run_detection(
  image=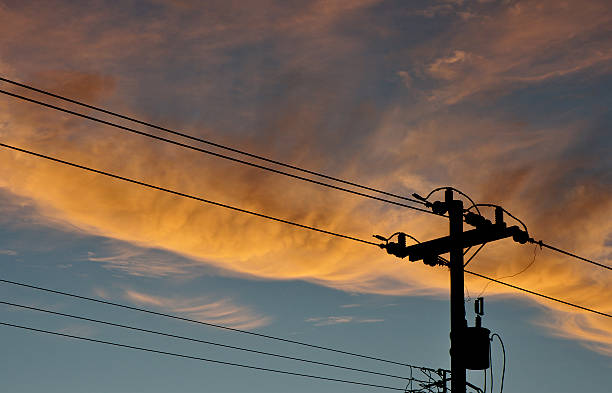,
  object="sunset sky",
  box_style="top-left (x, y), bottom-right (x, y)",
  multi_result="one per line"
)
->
top-left (0, 0), bottom-right (611, 392)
